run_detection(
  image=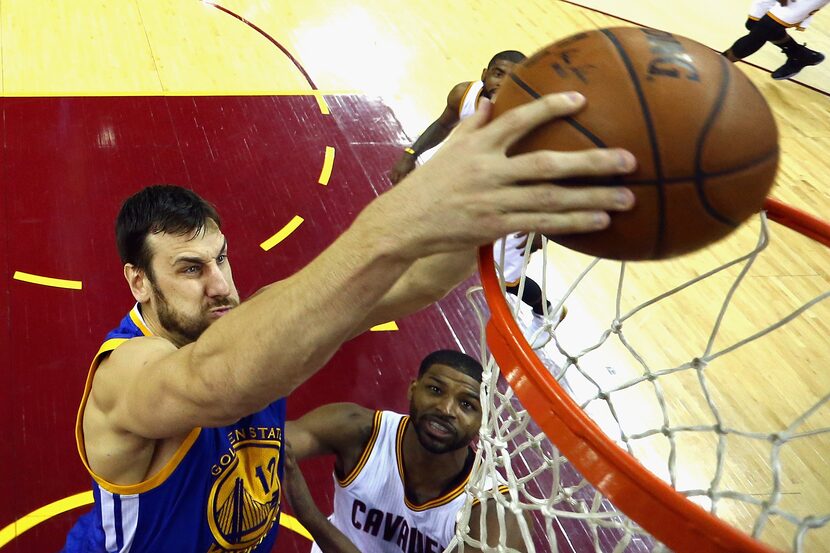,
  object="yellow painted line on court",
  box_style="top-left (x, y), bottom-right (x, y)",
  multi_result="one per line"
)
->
top-left (0, 491), bottom-right (312, 549)
top-left (260, 216), bottom-right (305, 251)
top-left (312, 91), bottom-right (331, 115)
top-left (318, 147), bottom-right (336, 186)
top-left (370, 321), bottom-right (399, 332)
top-left (13, 271), bottom-right (82, 290)
top-left (0, 491), bottom-right (93, 549)
top-left (280, 513), bottom-right (312, 541)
